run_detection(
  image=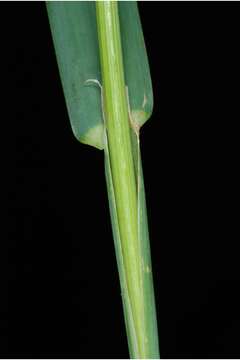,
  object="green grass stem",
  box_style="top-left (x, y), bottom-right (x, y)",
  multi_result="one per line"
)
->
top-left (96, 2), bottom-right (157, 358)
